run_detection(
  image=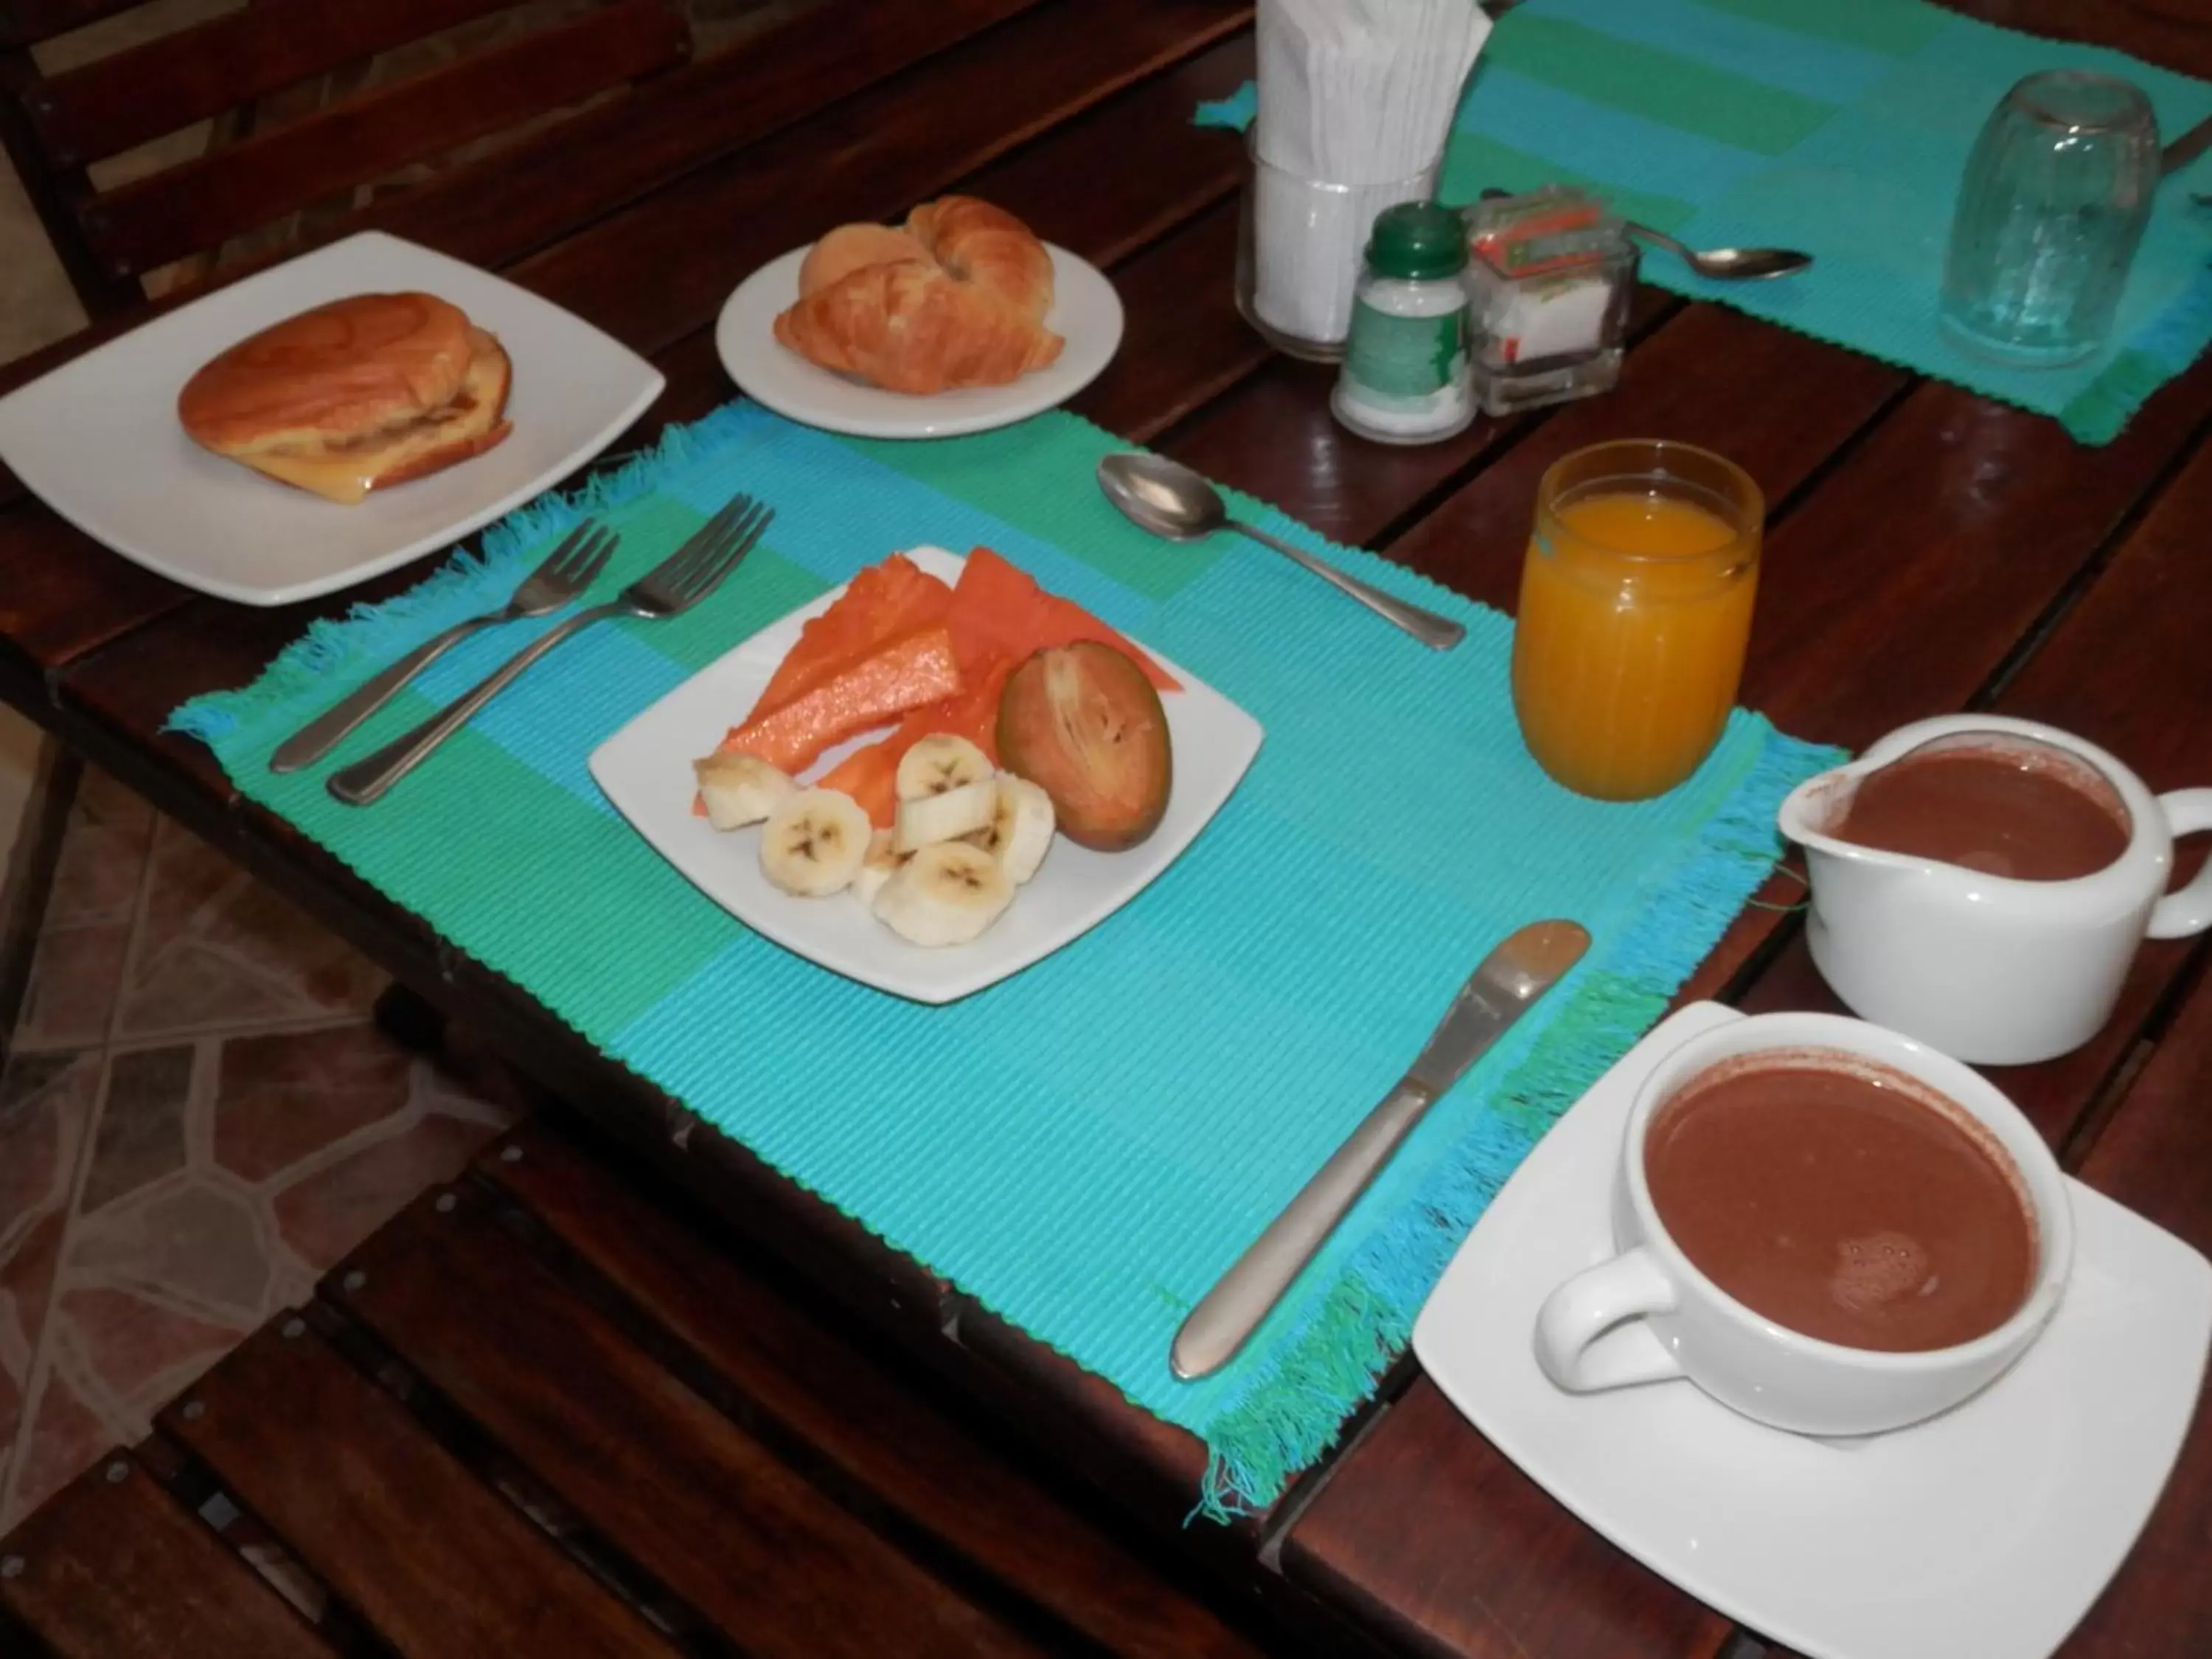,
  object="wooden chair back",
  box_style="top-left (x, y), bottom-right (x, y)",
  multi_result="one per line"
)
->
top-left (0, 0), bottom-right (690, 316)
